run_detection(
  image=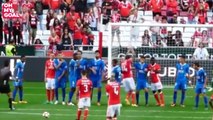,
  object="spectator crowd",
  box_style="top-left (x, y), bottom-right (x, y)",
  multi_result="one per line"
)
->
top-left (0, 0), bottom-right (212, 52)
